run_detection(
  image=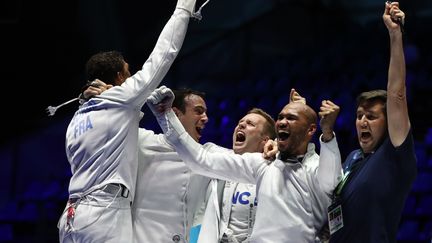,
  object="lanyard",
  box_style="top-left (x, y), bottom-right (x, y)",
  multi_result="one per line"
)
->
top-left (334, 170), bottom-right (351, 197)
top-left (333, 152), bottom-right (365, 198)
